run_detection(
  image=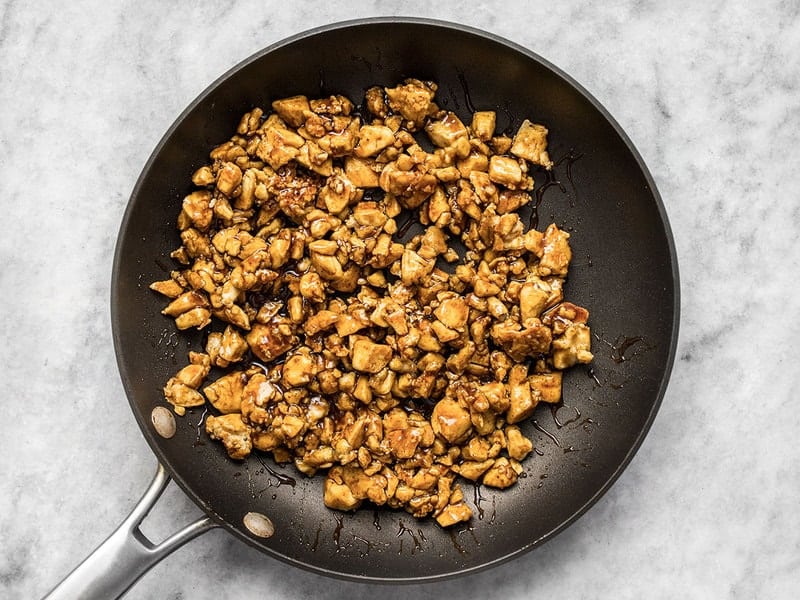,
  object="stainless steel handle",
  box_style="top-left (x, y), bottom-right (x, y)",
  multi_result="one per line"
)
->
top-left (43, 463), bottom-right (218, 600)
